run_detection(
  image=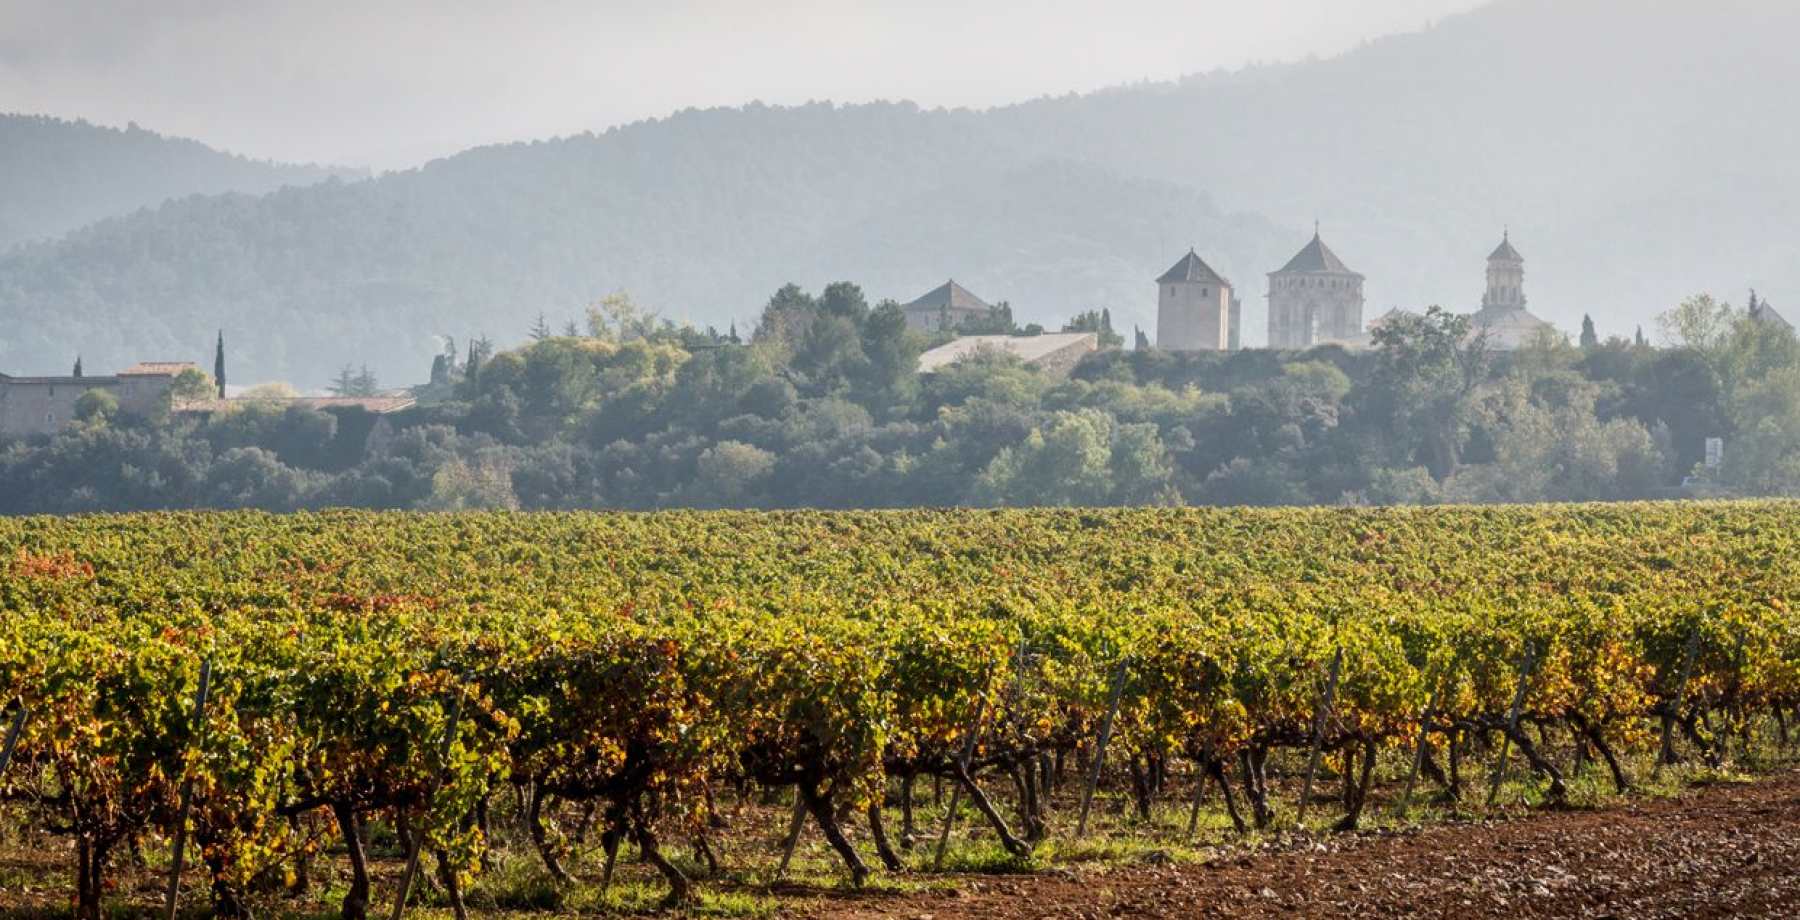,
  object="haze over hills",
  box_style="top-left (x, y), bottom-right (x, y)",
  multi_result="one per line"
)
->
top-left (0, 0), bottom-right (1793, 386)
top-left (0, 114), bottom-right (361, 251)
